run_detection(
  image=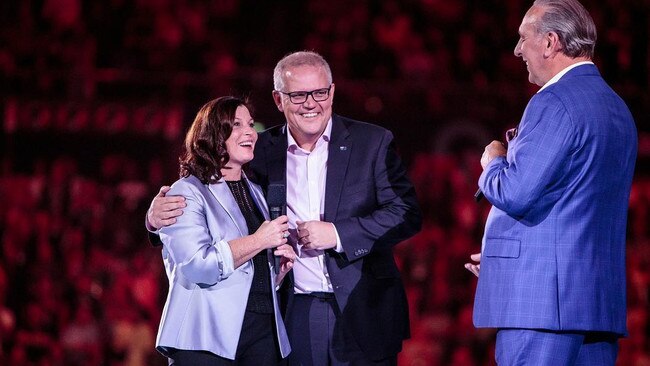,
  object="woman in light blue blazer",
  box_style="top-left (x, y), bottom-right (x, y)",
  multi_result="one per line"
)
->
top-left (155, 96), bottom-right (295, 365)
